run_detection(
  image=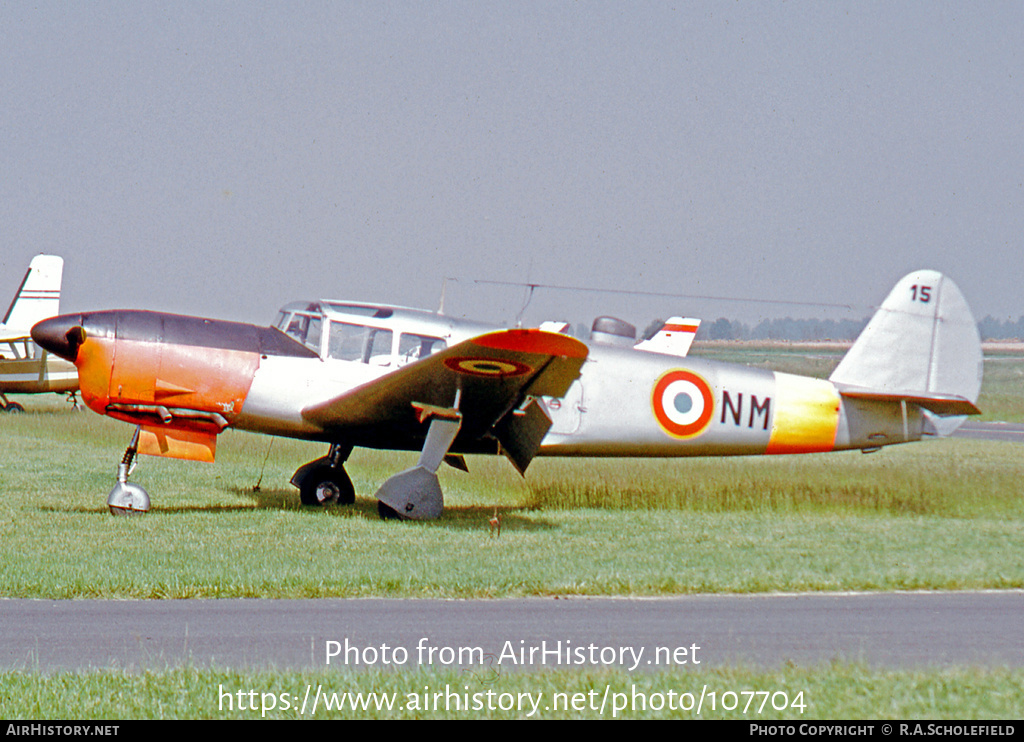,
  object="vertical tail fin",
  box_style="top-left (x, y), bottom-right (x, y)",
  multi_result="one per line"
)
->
top-left (829, 270), bottom-right (982, 411)
top-left (3, 255), bottom-right (64, 330)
